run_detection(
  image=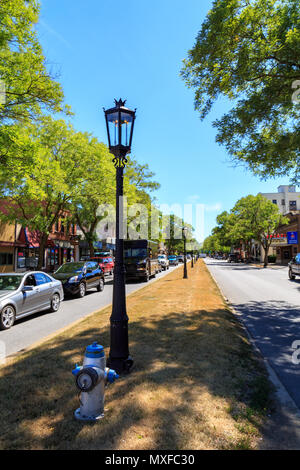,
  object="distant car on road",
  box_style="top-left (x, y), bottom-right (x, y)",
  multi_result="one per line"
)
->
top-left (227, 253), bottom-right (241, 263)
top-left (0, 271), bottom-right (64, 330)
top-left (288, 254), bottom-right (300, 280)
top-left (53, 261), bottom-right (105, 298)
top-left (168, 255), bottom-right (178, 266)
top-left (91, 256), bottom-right (114, 276)
top-left (158, 254), bottom-right (170, 271)
top-left (177, 255), bottom-right (184, 263)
